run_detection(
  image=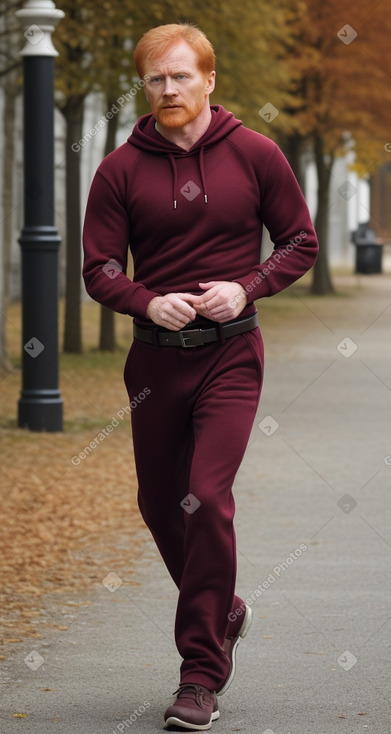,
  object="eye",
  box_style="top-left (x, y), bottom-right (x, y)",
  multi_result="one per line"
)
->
top-left (150, 76), bottom-right (163, 83)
